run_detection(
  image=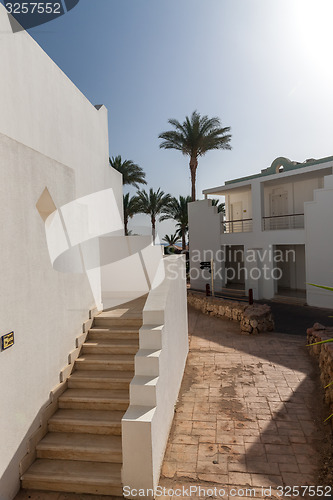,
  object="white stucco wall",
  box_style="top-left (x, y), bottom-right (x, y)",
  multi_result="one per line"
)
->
top-left (305, 175), bottom-right (333, 308)
top-left (122, 256), bottom-right (188, 497)
top-left (0, 4), bottom-right (123, 208)
top-left (188, 199), bottom-right (223, 292)
top-left (0, 6), bottom-right (123, 498)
